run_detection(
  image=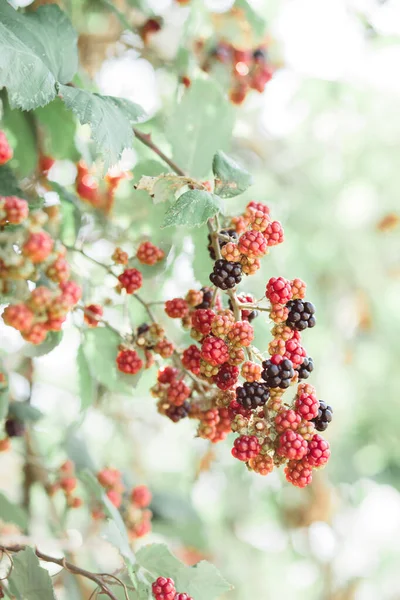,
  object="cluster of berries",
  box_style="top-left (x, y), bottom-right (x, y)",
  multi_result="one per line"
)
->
top-left (201, 42), bottom-right (273, 105)
top-left (75, 160), bottom-right (128, 214)
top-left (47, 460), bottom-right (83, 509)
top-left (152, 577), bottom-right (193, 600)
top-left (96, 468), bottom-right (153, 540)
